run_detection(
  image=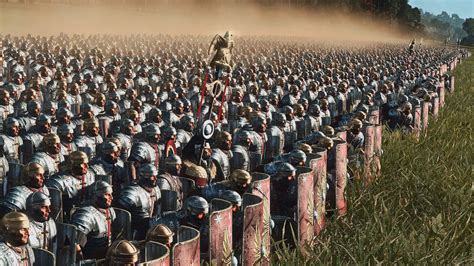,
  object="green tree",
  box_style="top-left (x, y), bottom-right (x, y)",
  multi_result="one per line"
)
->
top-left (462, 18), bottom-right (474, 36)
